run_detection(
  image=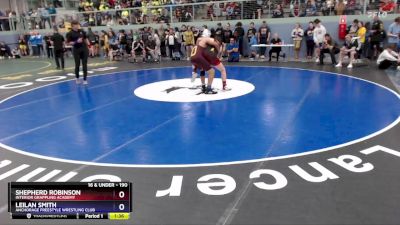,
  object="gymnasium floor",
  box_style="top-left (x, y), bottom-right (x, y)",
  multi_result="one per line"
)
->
top-left (0, 58), bottom-right (399, 225)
